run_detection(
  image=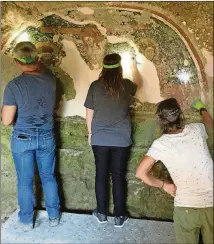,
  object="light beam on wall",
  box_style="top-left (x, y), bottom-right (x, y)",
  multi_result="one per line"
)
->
top-left (10, 30), bottom-right (25, 44)
top-left (176, 69), bottom-right (191, 84)
top-left (16, 32), bottom-right (30, 43)
top-left (121, 52), bottom-right (133, 75)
